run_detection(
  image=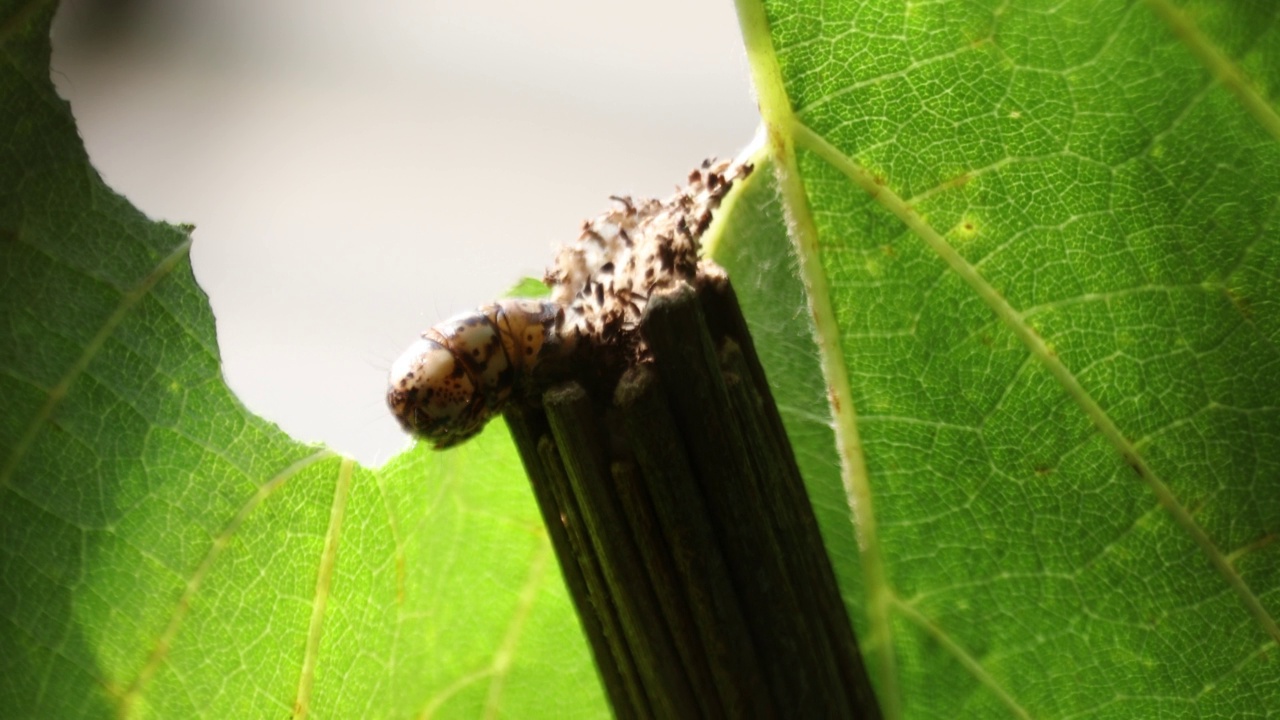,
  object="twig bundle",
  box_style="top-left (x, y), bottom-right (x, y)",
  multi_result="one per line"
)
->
top-left (506, 272), bottom-right (879, 718)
